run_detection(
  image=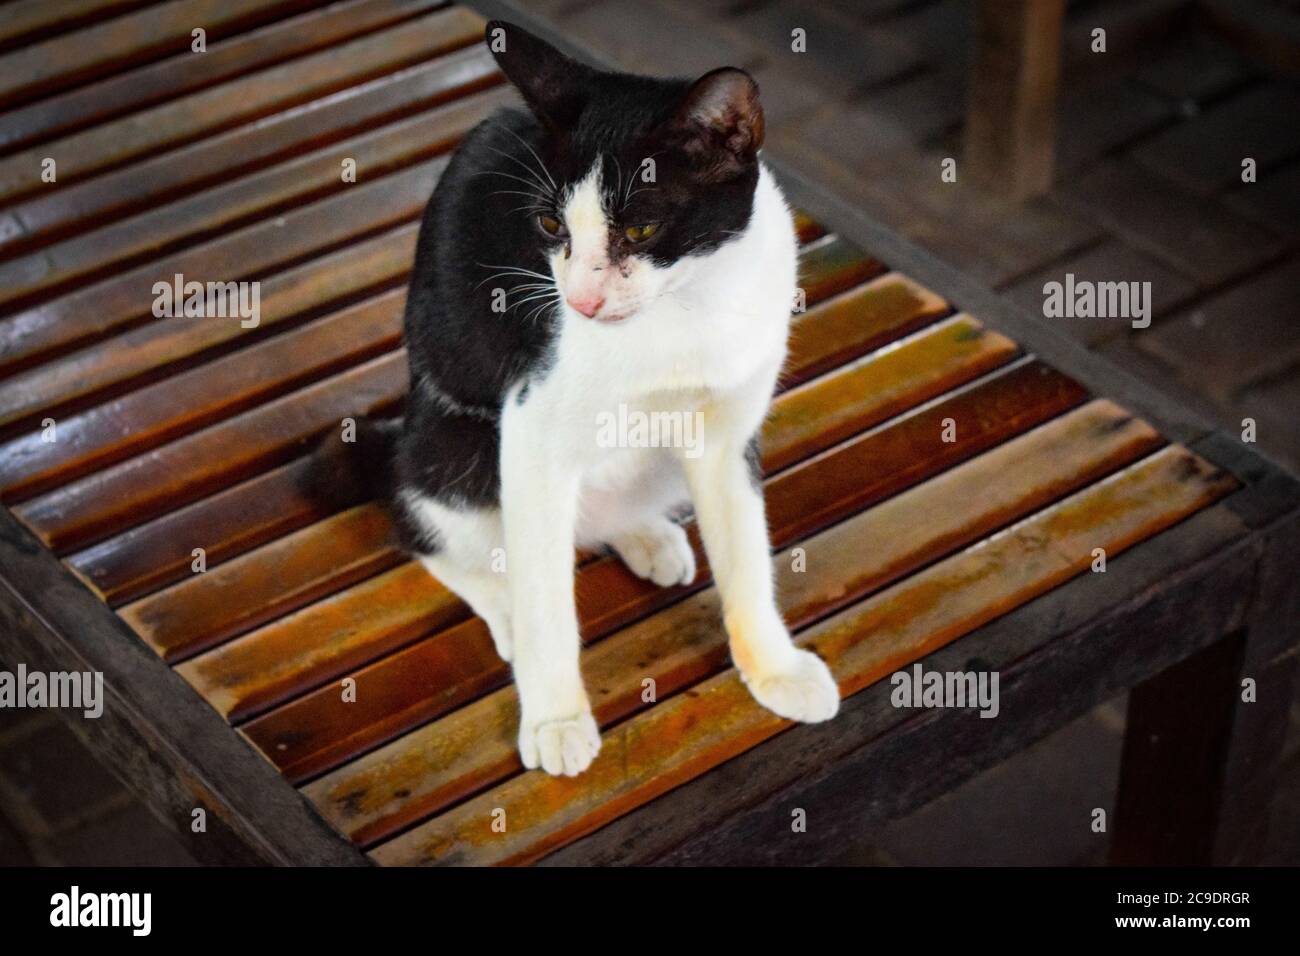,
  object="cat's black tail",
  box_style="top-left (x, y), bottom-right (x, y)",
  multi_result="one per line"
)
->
top-left (300, 415), bottom-right (403, 510)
